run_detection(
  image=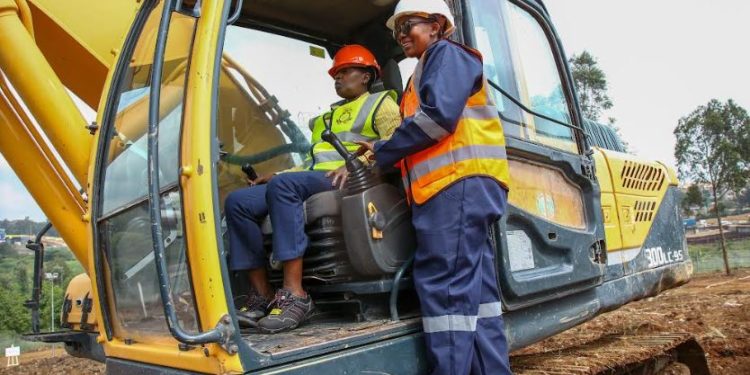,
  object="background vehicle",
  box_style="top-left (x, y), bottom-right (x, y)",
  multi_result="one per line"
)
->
top-left (0, 0), bottom-right (702, 373)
